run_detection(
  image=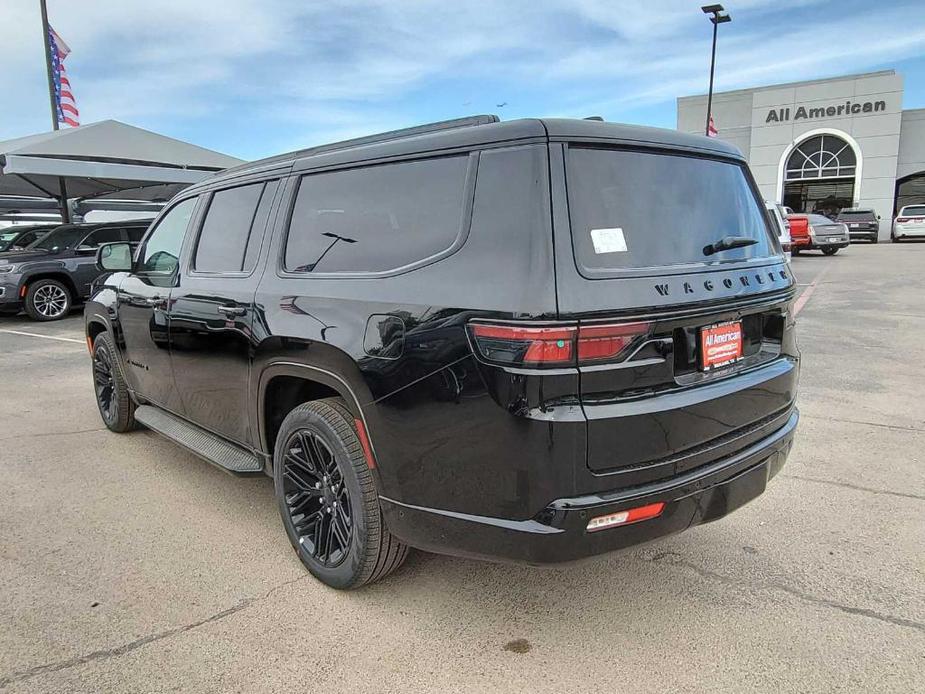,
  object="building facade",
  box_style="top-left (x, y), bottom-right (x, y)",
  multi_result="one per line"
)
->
top-left (677, 70), bottom-right (925, 239)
